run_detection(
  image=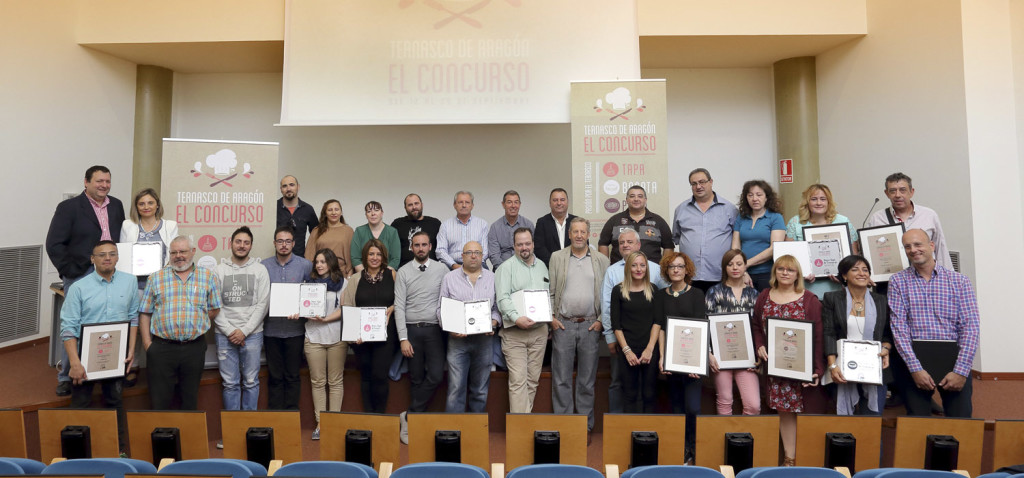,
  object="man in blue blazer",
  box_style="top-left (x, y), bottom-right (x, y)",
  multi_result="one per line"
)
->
top-left (533, 188), bottom-right (577, 266)
top-left (45, 165), bottom-right (126, 395)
